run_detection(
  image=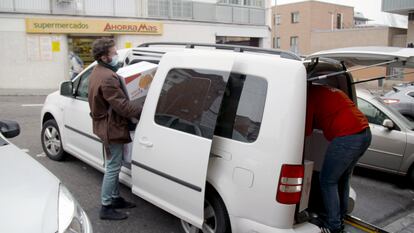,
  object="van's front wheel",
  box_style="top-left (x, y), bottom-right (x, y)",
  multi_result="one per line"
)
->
top-left (181, 190), bottom-right (230, 233)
